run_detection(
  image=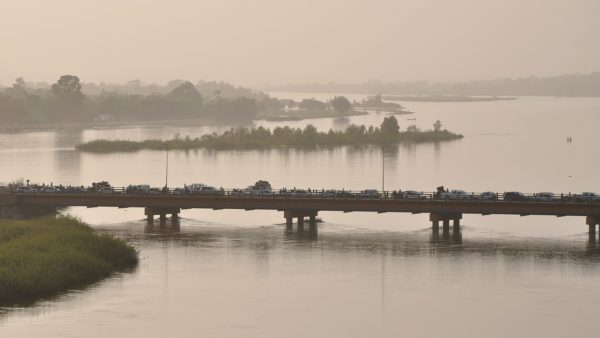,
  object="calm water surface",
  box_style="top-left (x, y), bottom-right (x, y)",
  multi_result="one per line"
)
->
top-left (1, 95), bottom-right (600, 337)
